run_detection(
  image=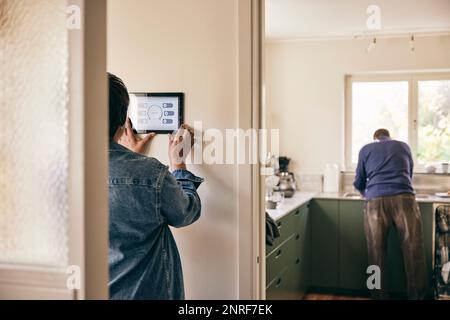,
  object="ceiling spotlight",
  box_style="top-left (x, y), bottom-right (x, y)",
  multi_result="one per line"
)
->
top-left (366, 37), bottom-right (377, 53)
top-left (410, 35), bottom-right (415, 52)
